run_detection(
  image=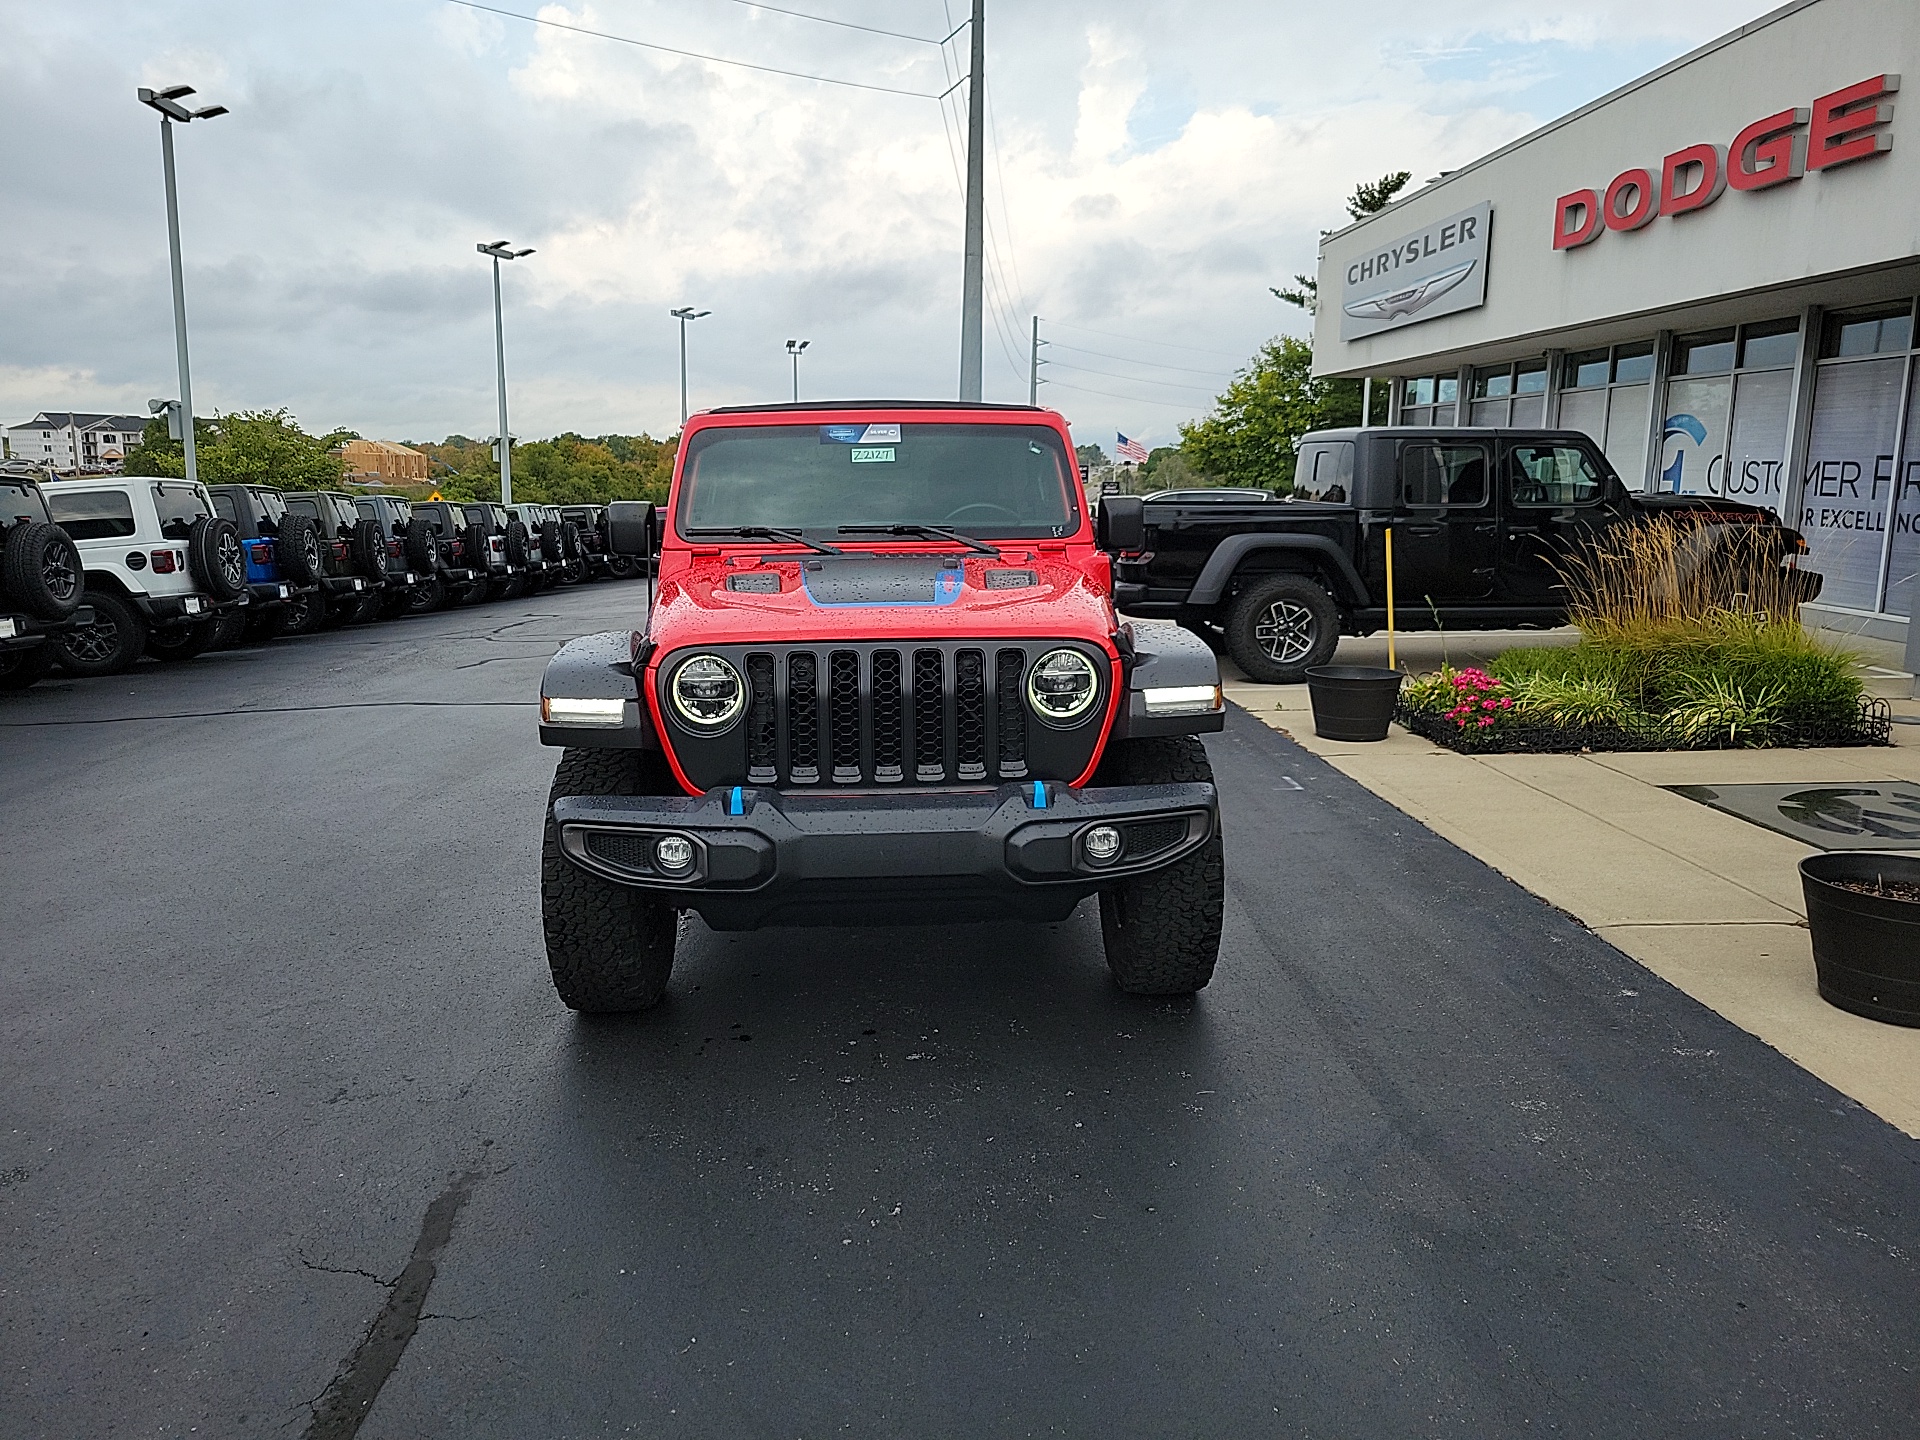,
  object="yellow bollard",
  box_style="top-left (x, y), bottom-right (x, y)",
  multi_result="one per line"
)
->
top-left (1384, 524), bottom-right (1397, 671)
